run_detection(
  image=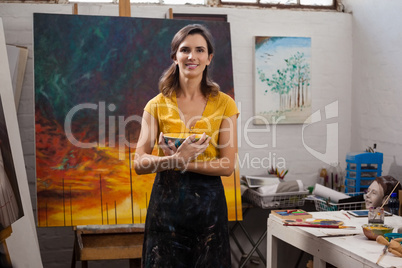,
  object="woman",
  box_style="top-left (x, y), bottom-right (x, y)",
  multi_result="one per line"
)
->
top-left (134, 24), bottom-right (238, 268)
